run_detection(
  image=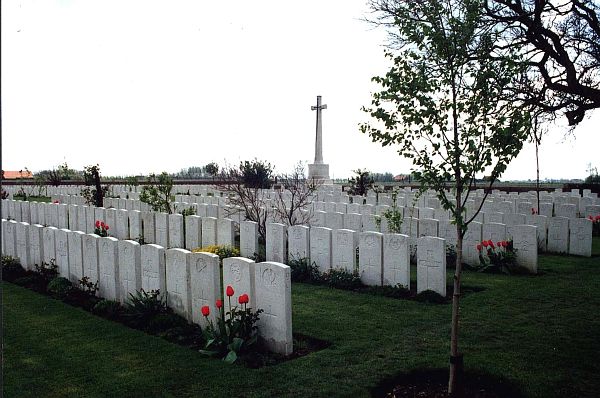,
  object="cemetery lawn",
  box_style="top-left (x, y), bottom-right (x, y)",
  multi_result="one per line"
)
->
top-left (4, 238), bottom-right (600, 398)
